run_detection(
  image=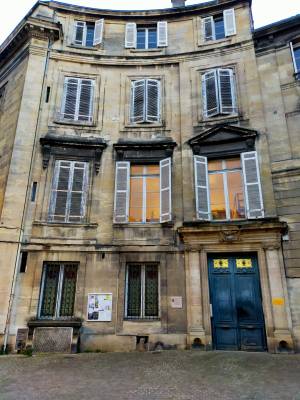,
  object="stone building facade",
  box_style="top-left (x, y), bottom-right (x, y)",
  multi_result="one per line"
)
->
top-left (0, 0), bottom-right (299, 353)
